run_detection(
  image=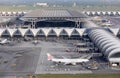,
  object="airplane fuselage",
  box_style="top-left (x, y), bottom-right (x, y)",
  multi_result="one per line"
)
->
top-left (51, 58), bottom-right (89, 63)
